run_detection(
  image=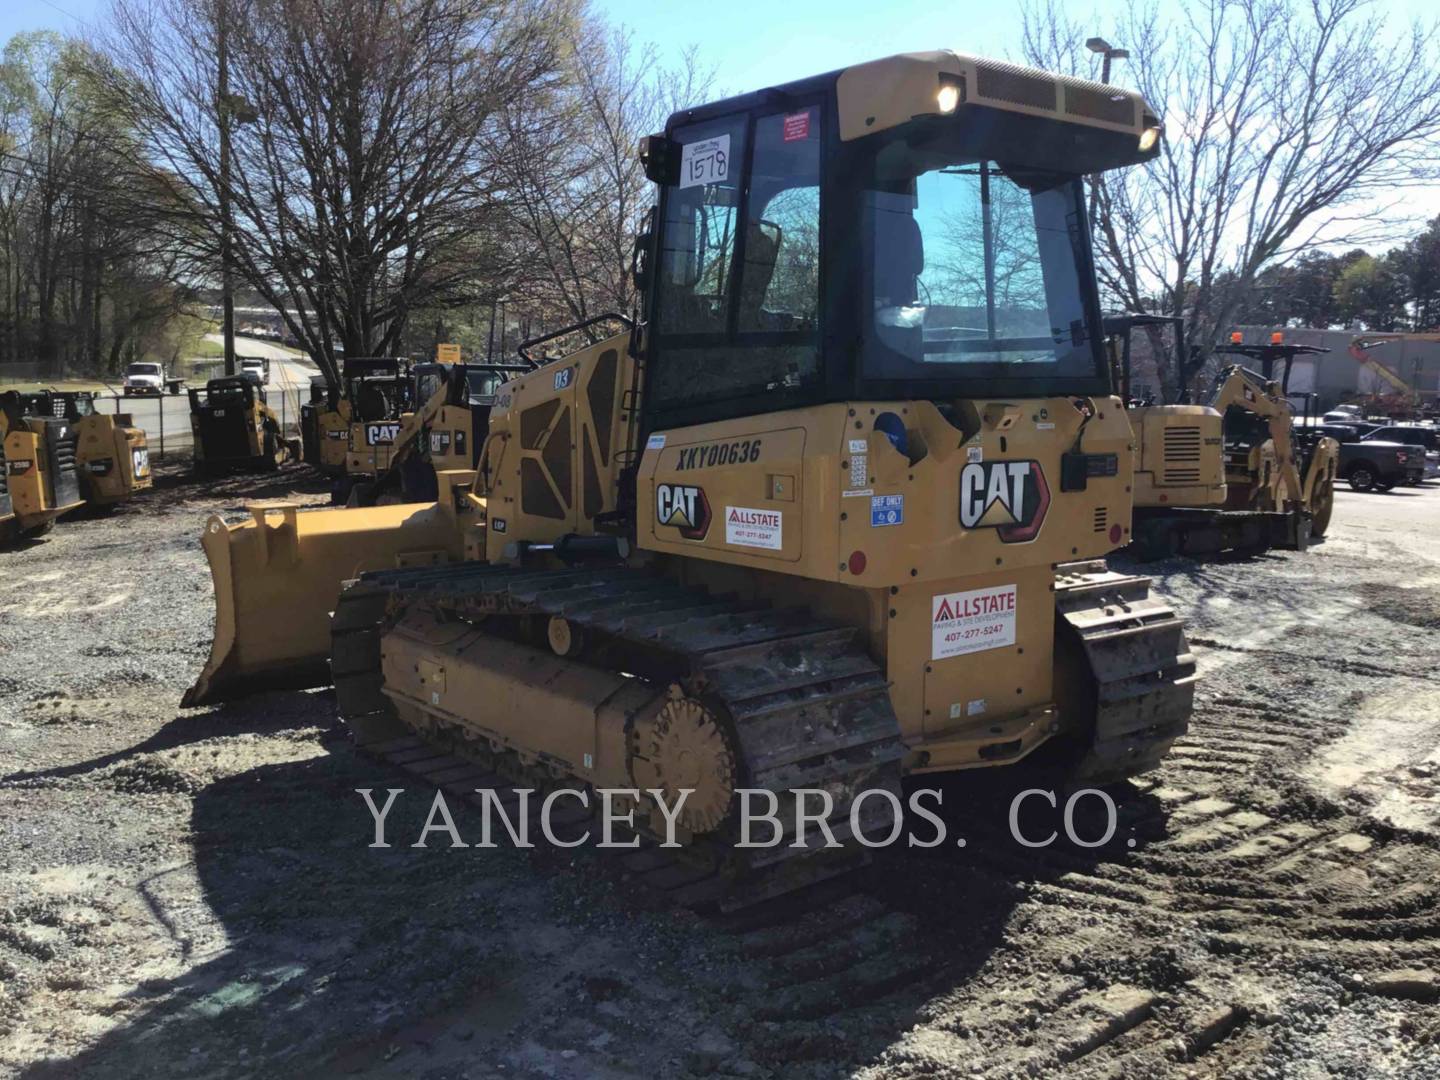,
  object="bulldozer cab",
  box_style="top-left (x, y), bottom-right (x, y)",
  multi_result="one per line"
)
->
top-left (635, 60), bottom-right (1158, 436)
